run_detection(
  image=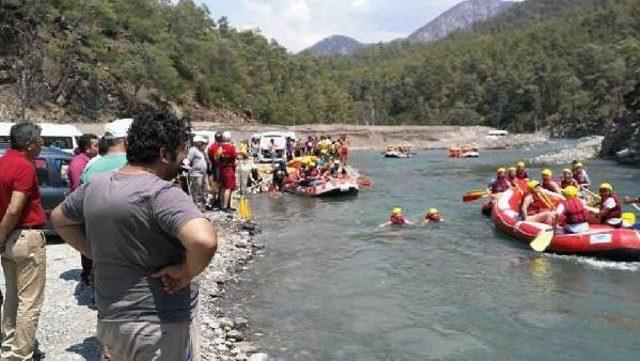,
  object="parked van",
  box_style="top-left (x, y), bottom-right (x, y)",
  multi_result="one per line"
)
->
top-left (486, 130), bottom-right (509, 139)
top-left (0, 122), bottom-right (82, 153)
top-left (258, 131), bottom-right (292, 162)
